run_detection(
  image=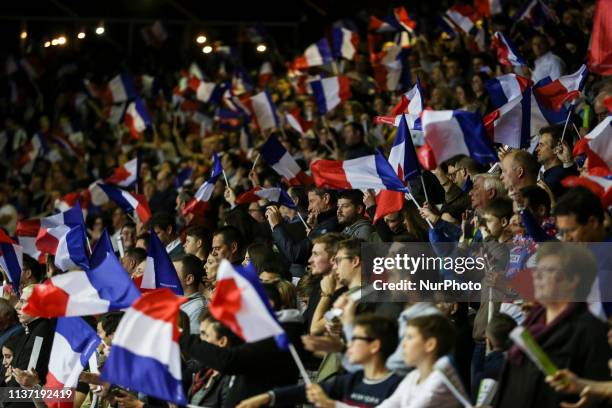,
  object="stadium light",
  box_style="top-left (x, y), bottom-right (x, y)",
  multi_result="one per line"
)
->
top-left (51, 38), bottom-right (59, 46)
top-left (20, 31), bottom-right (28, 40)
top-left (256, 44), bottom-right (267, 53)
top-left (77, 31), bottom-right (86, 39)
top-left (58, 36), bottom-right (67, 45)
top-left (96, 23), bottom-right (105, 35)
top-left (196, 35), bottom-right (207, 44)
top-left (44, 41), bottom-right (51, 48)
top-left (202, 45), bottom-right (213, 54)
